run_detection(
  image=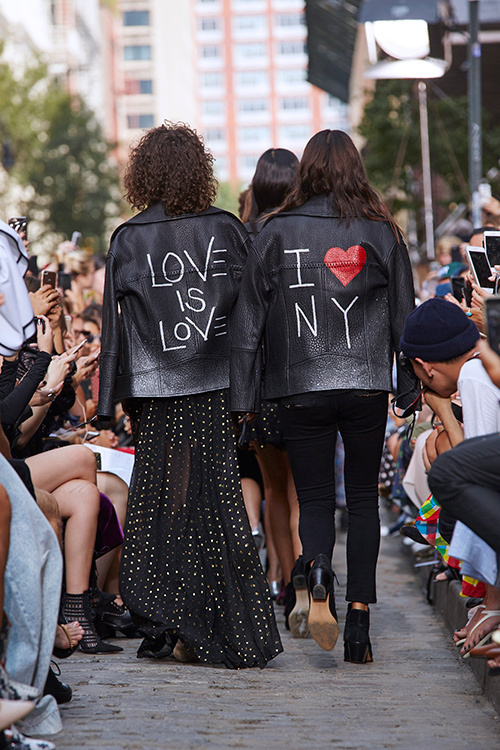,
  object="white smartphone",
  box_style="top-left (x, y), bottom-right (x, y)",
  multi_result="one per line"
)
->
top-left (465, 246), bottom-right (495, 292)
top-left (483, 230), bottom-right (500, 268)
